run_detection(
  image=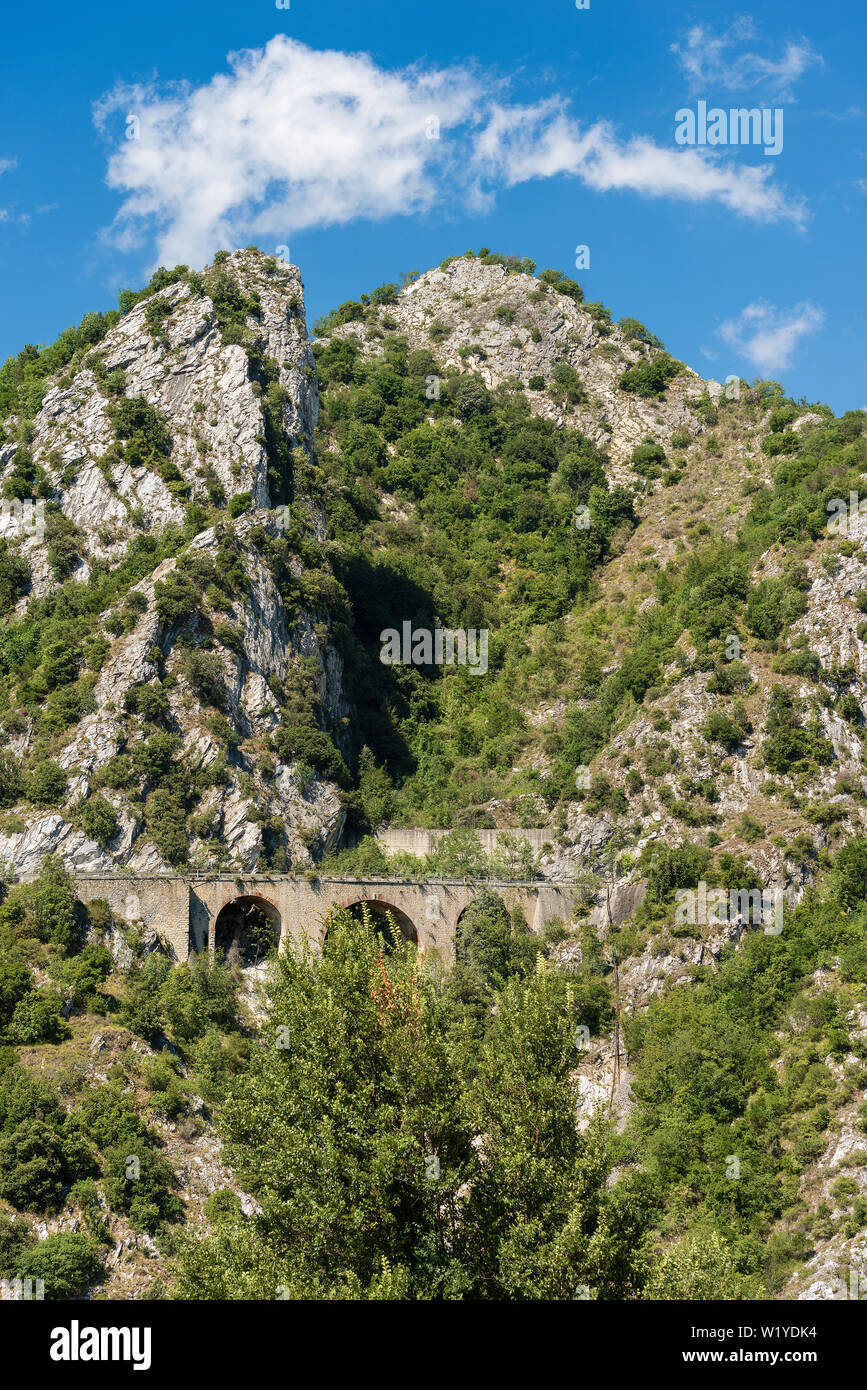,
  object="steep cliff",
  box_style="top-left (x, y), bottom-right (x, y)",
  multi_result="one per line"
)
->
top-left (0, 250), bottom-right (347, 875)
